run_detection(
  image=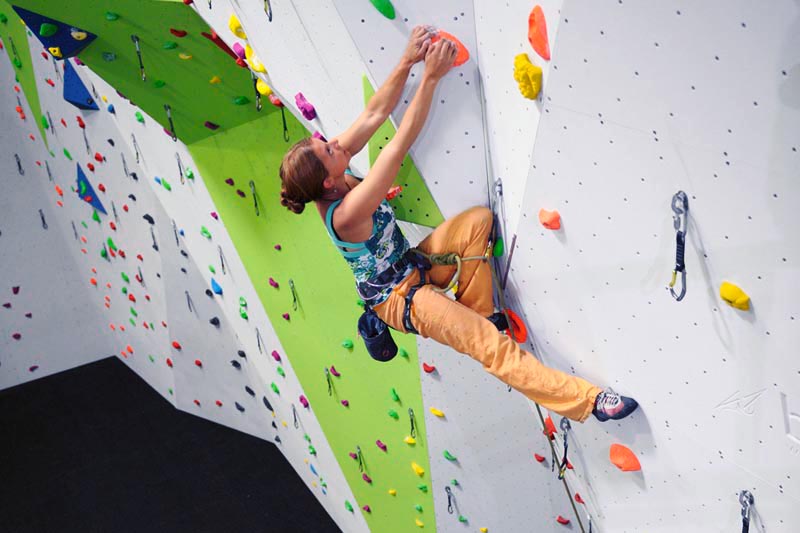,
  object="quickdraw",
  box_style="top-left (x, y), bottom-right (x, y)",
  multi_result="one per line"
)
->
top-left (130, 34), bottom-right (146, 81)
top-left (164, 104), bottom-right (177, 142)
top-left (739, 490), bottom-right (754, 533)
top-left (557, 417), bottom-right (571, 480)
top-left (668, 190), bottom-right (688, 301)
